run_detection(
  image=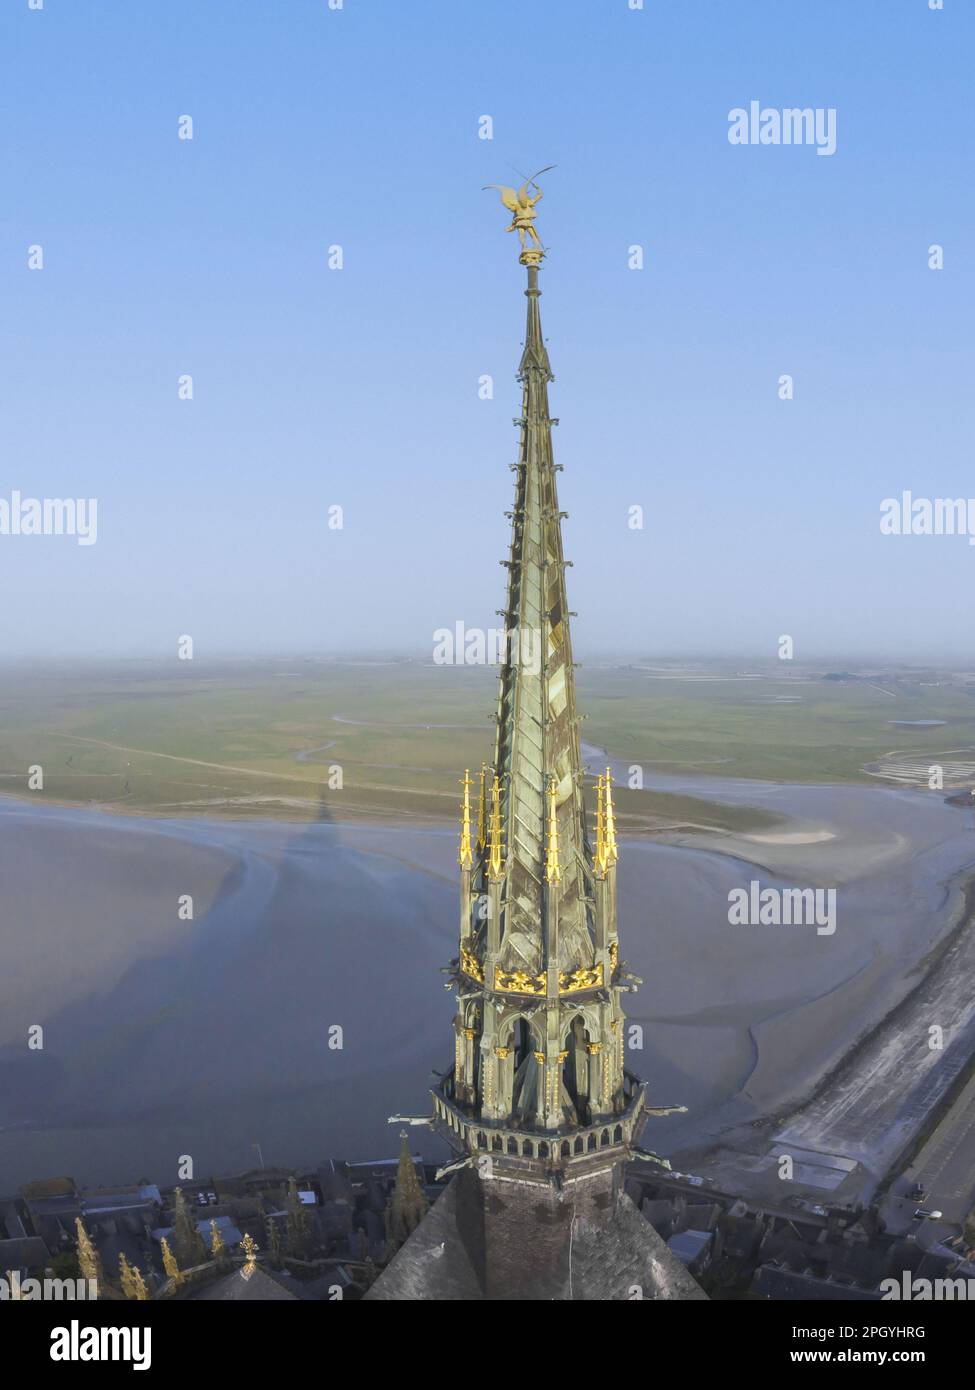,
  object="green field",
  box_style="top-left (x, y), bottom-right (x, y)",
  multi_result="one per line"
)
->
top-left (580, 664), bottom-right (975, 783)
top-left (1, 658), bottom-right (973, 836)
